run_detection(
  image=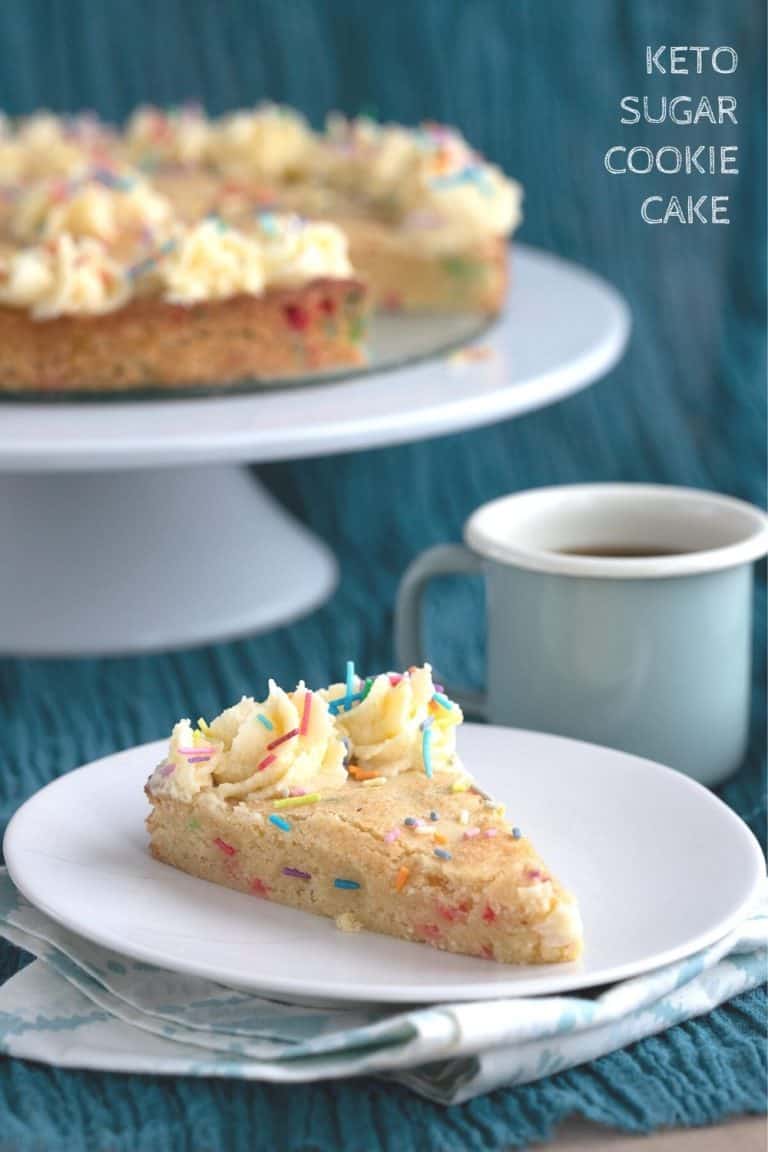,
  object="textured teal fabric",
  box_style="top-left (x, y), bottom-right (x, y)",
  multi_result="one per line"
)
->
top-left (0, 1), bottom-right (765, 1148)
